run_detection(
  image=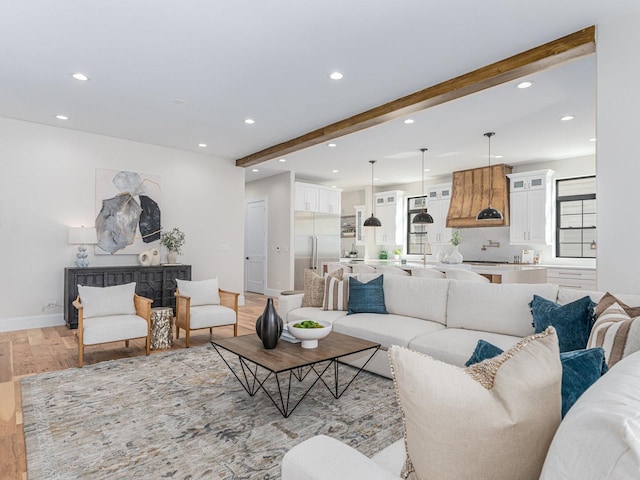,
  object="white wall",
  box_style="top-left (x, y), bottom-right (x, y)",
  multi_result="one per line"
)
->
top-left (0, 117), bottom-right (245, 329)
top-left (597, 11), bottom-right (640, 294)
top-left (245, 172), bottom-right (294, 295)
